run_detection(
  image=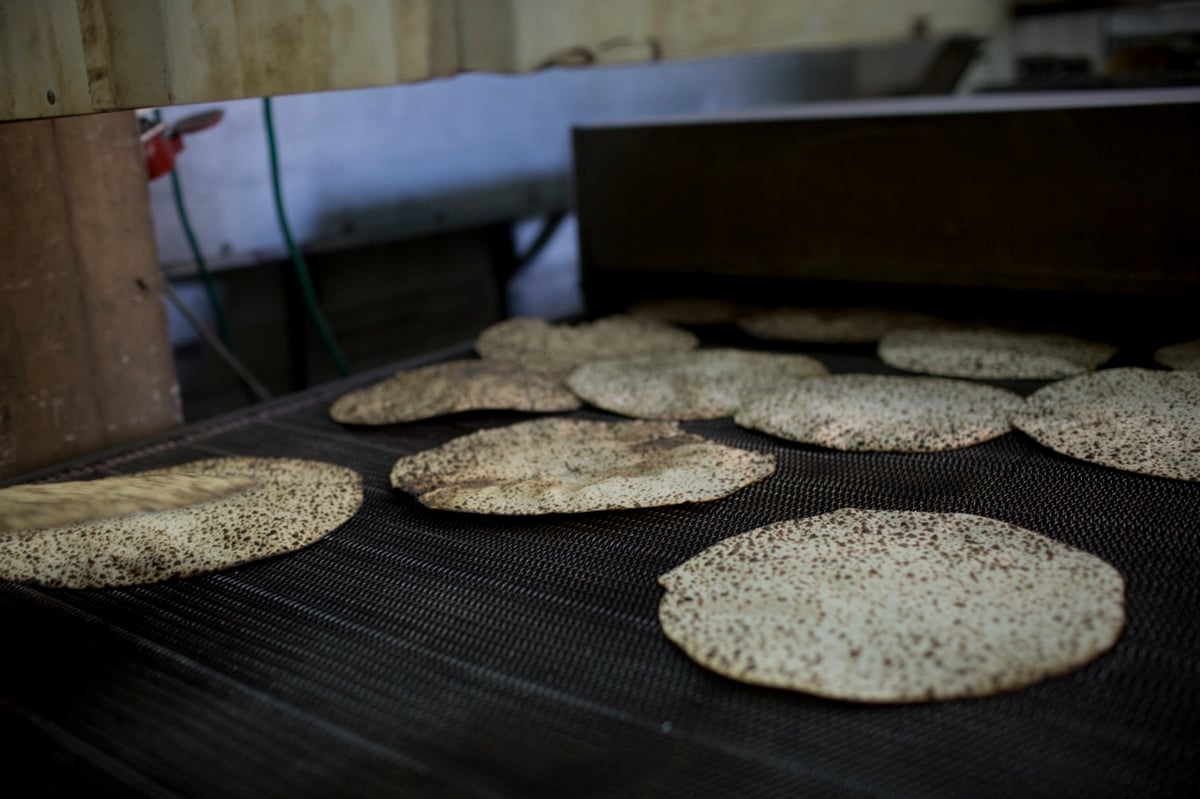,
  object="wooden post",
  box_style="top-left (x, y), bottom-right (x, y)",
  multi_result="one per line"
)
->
top-left (0, 111), bottom-right (181, 478)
